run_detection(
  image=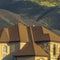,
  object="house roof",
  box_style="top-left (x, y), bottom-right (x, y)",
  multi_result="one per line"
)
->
top-left (30, 26), bottom-right (50, 42)
top-left (0, 22), bottom-right (60, 43)
top-left (30, 26), bottom-right (60, 42)
top-left (14, 42), bottom-right (48, 57)
top-left (14, 27), bottom-right (48, 57)
top-left (42, 26), bottom-right (60, 42)
top-left (0, 28), bottom-right (10, 42)
top-left (0, 23), bottom-right (29, 42)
